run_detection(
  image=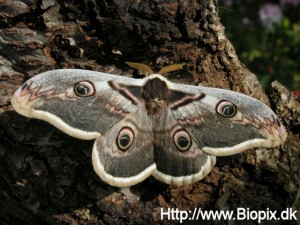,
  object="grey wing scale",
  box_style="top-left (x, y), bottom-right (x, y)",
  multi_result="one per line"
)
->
top-left (11, 69), bottom-right (144, 140)
top-left (170, 82), bottom-right (287, 156)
